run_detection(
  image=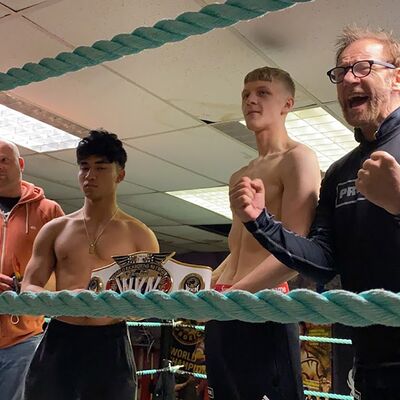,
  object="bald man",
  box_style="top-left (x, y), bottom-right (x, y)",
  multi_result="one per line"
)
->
top-left (0, 140), bottom-right (63, 400)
